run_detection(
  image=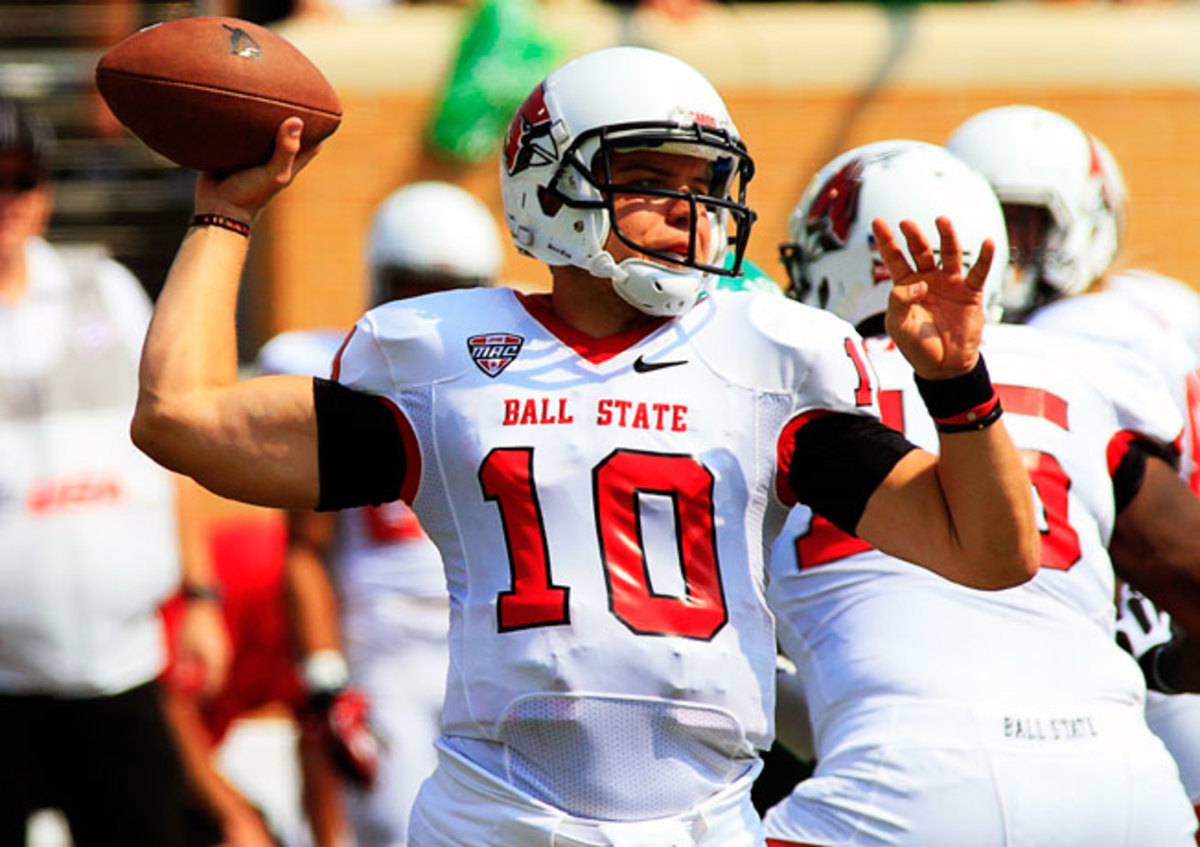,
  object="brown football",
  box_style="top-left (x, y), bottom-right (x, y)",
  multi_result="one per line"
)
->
top-left (95, 16), bottom-right (342, 174)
